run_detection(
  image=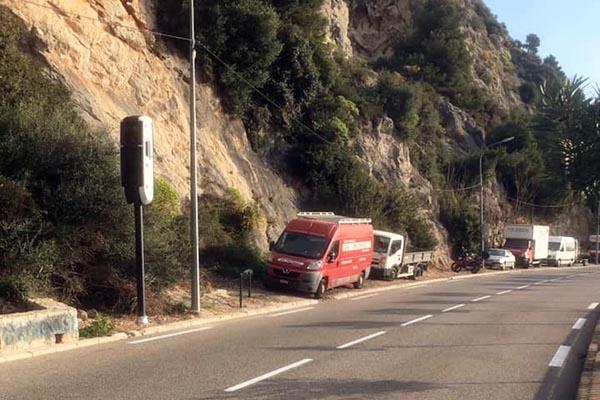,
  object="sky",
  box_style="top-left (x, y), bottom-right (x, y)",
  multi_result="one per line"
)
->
top-left (485, 0), bottom-right (600, 97)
